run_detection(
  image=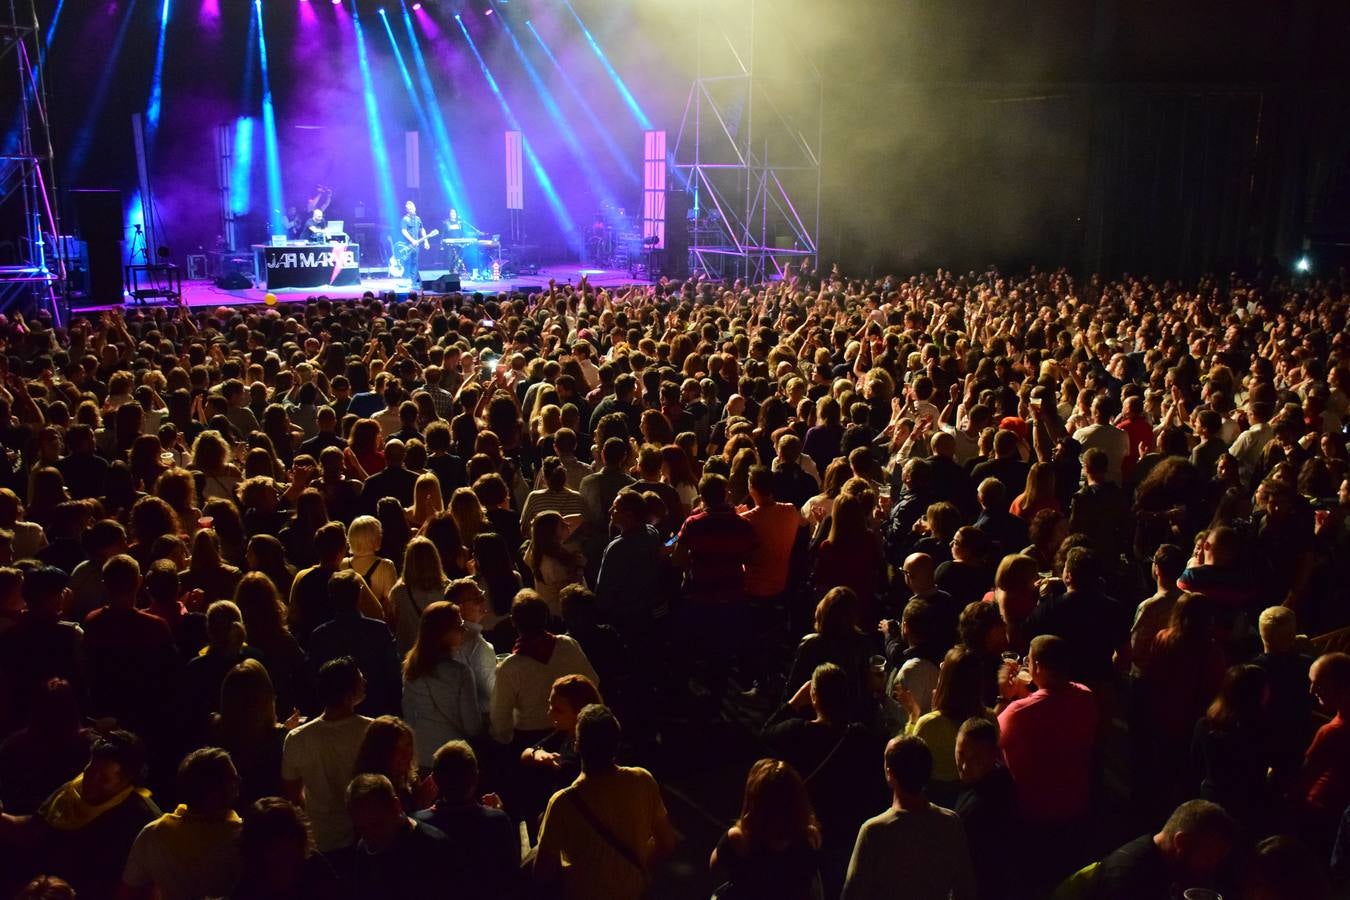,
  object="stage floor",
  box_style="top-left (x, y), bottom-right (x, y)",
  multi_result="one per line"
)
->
top-left (166, 263), bottom-right (652, 310)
